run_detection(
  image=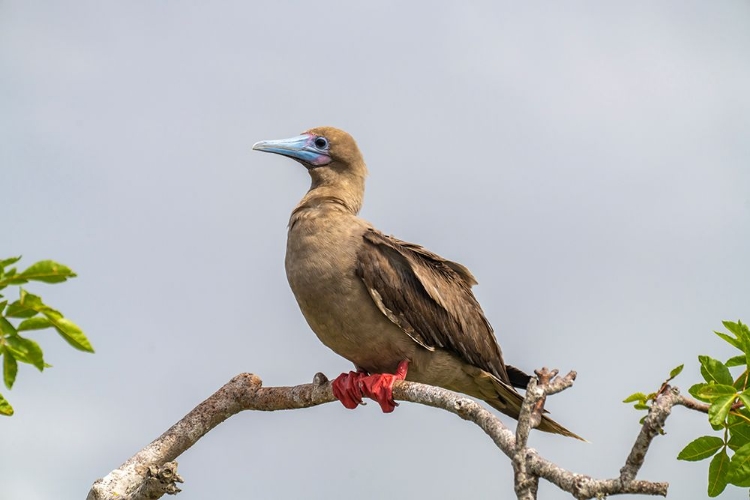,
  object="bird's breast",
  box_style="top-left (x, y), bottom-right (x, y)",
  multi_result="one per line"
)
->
top-left (284, 209), bottom-right (413, 371)
top-left (285, 211), bottom-right (362, 299)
